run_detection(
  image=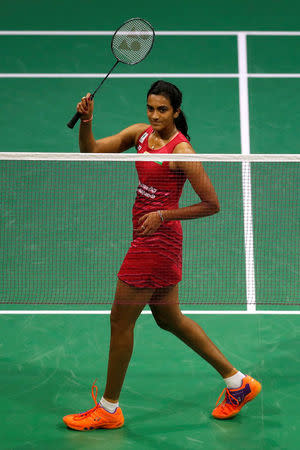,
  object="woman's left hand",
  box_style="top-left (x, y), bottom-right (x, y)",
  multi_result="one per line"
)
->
top-left (137, 212), bottom-right (163, 236)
